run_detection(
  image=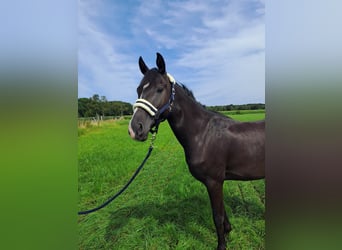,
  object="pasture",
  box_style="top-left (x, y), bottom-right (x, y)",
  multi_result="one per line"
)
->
top-left (78, 111), bottom-right (265, 249)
